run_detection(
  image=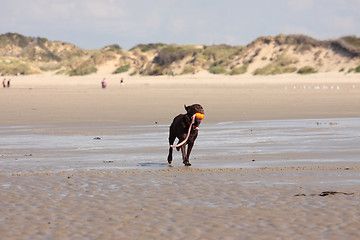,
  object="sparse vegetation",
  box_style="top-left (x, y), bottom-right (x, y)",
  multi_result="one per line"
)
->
top-left (333, 36), bottom-right (360, 57)
top-left (297, 66), bottom-right (317, 74)
top-left (296, 44), bottom-right (313, 54)
top-left (88, 51), bottom-right (116, 65)
top-left (130, 43), bottom-right (166, 52)
top-left (38, 37), bottom-right (48, 44)
top-left (38, 62), bottom-right (62, 71)
top-left (189, 44), bottom-right (242, 75)
top-left (181, 65), bottom-right (195, 75)
top-left (113, 64), bottom-right (130, 74)
top-left (21, 46), bottom-right (62, 62)
top-left (254, 66), bottom-right (296, 75)
top-left (253, 53), bottom-right (298, 75)
top-left (229, 64), bottom-right (248, 75)
top-left (68, 63), bottom-right (97, 76)
top-left (0, 33), bottom-right (359, 76)
top-left (0, 32), bottom-right (30, 48)
top-left (0, 59), bottom-right (39, 75)
top-left (341, 36), bottom-right (360, 48)
top-left (208, 65), bottom-right (227, 74)
top-left (203, 44), bottom-right (241, 61)
top-left (102, 44), bottom-right (122, 52)
top-left (146, 45), bottom-right (201, 75)
top-left (154, 45), bottom-right (198, 66)
top-left (348, 66), bottom-right (360, 73)
top-left (148, 66), bottom-right (165, 76)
